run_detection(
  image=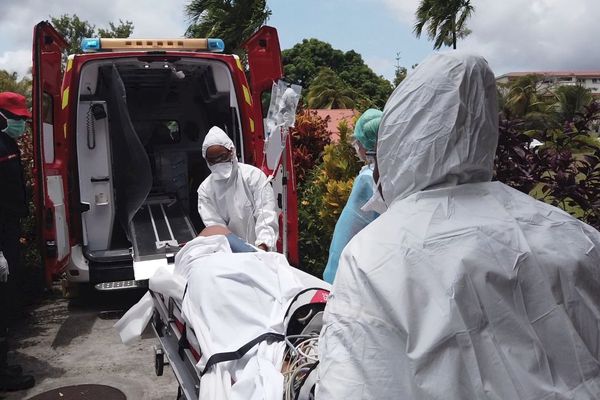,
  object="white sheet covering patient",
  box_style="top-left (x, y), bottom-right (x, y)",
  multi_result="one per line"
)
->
top-left (115, 233), bottom-right (328, 400)
top-left (316, 51), bottom-right (600, 399)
